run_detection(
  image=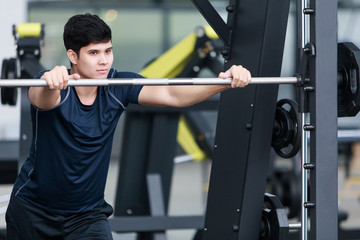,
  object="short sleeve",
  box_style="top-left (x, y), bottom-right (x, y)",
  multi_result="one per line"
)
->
top-left (108, 70), bottom-right (143, 107)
